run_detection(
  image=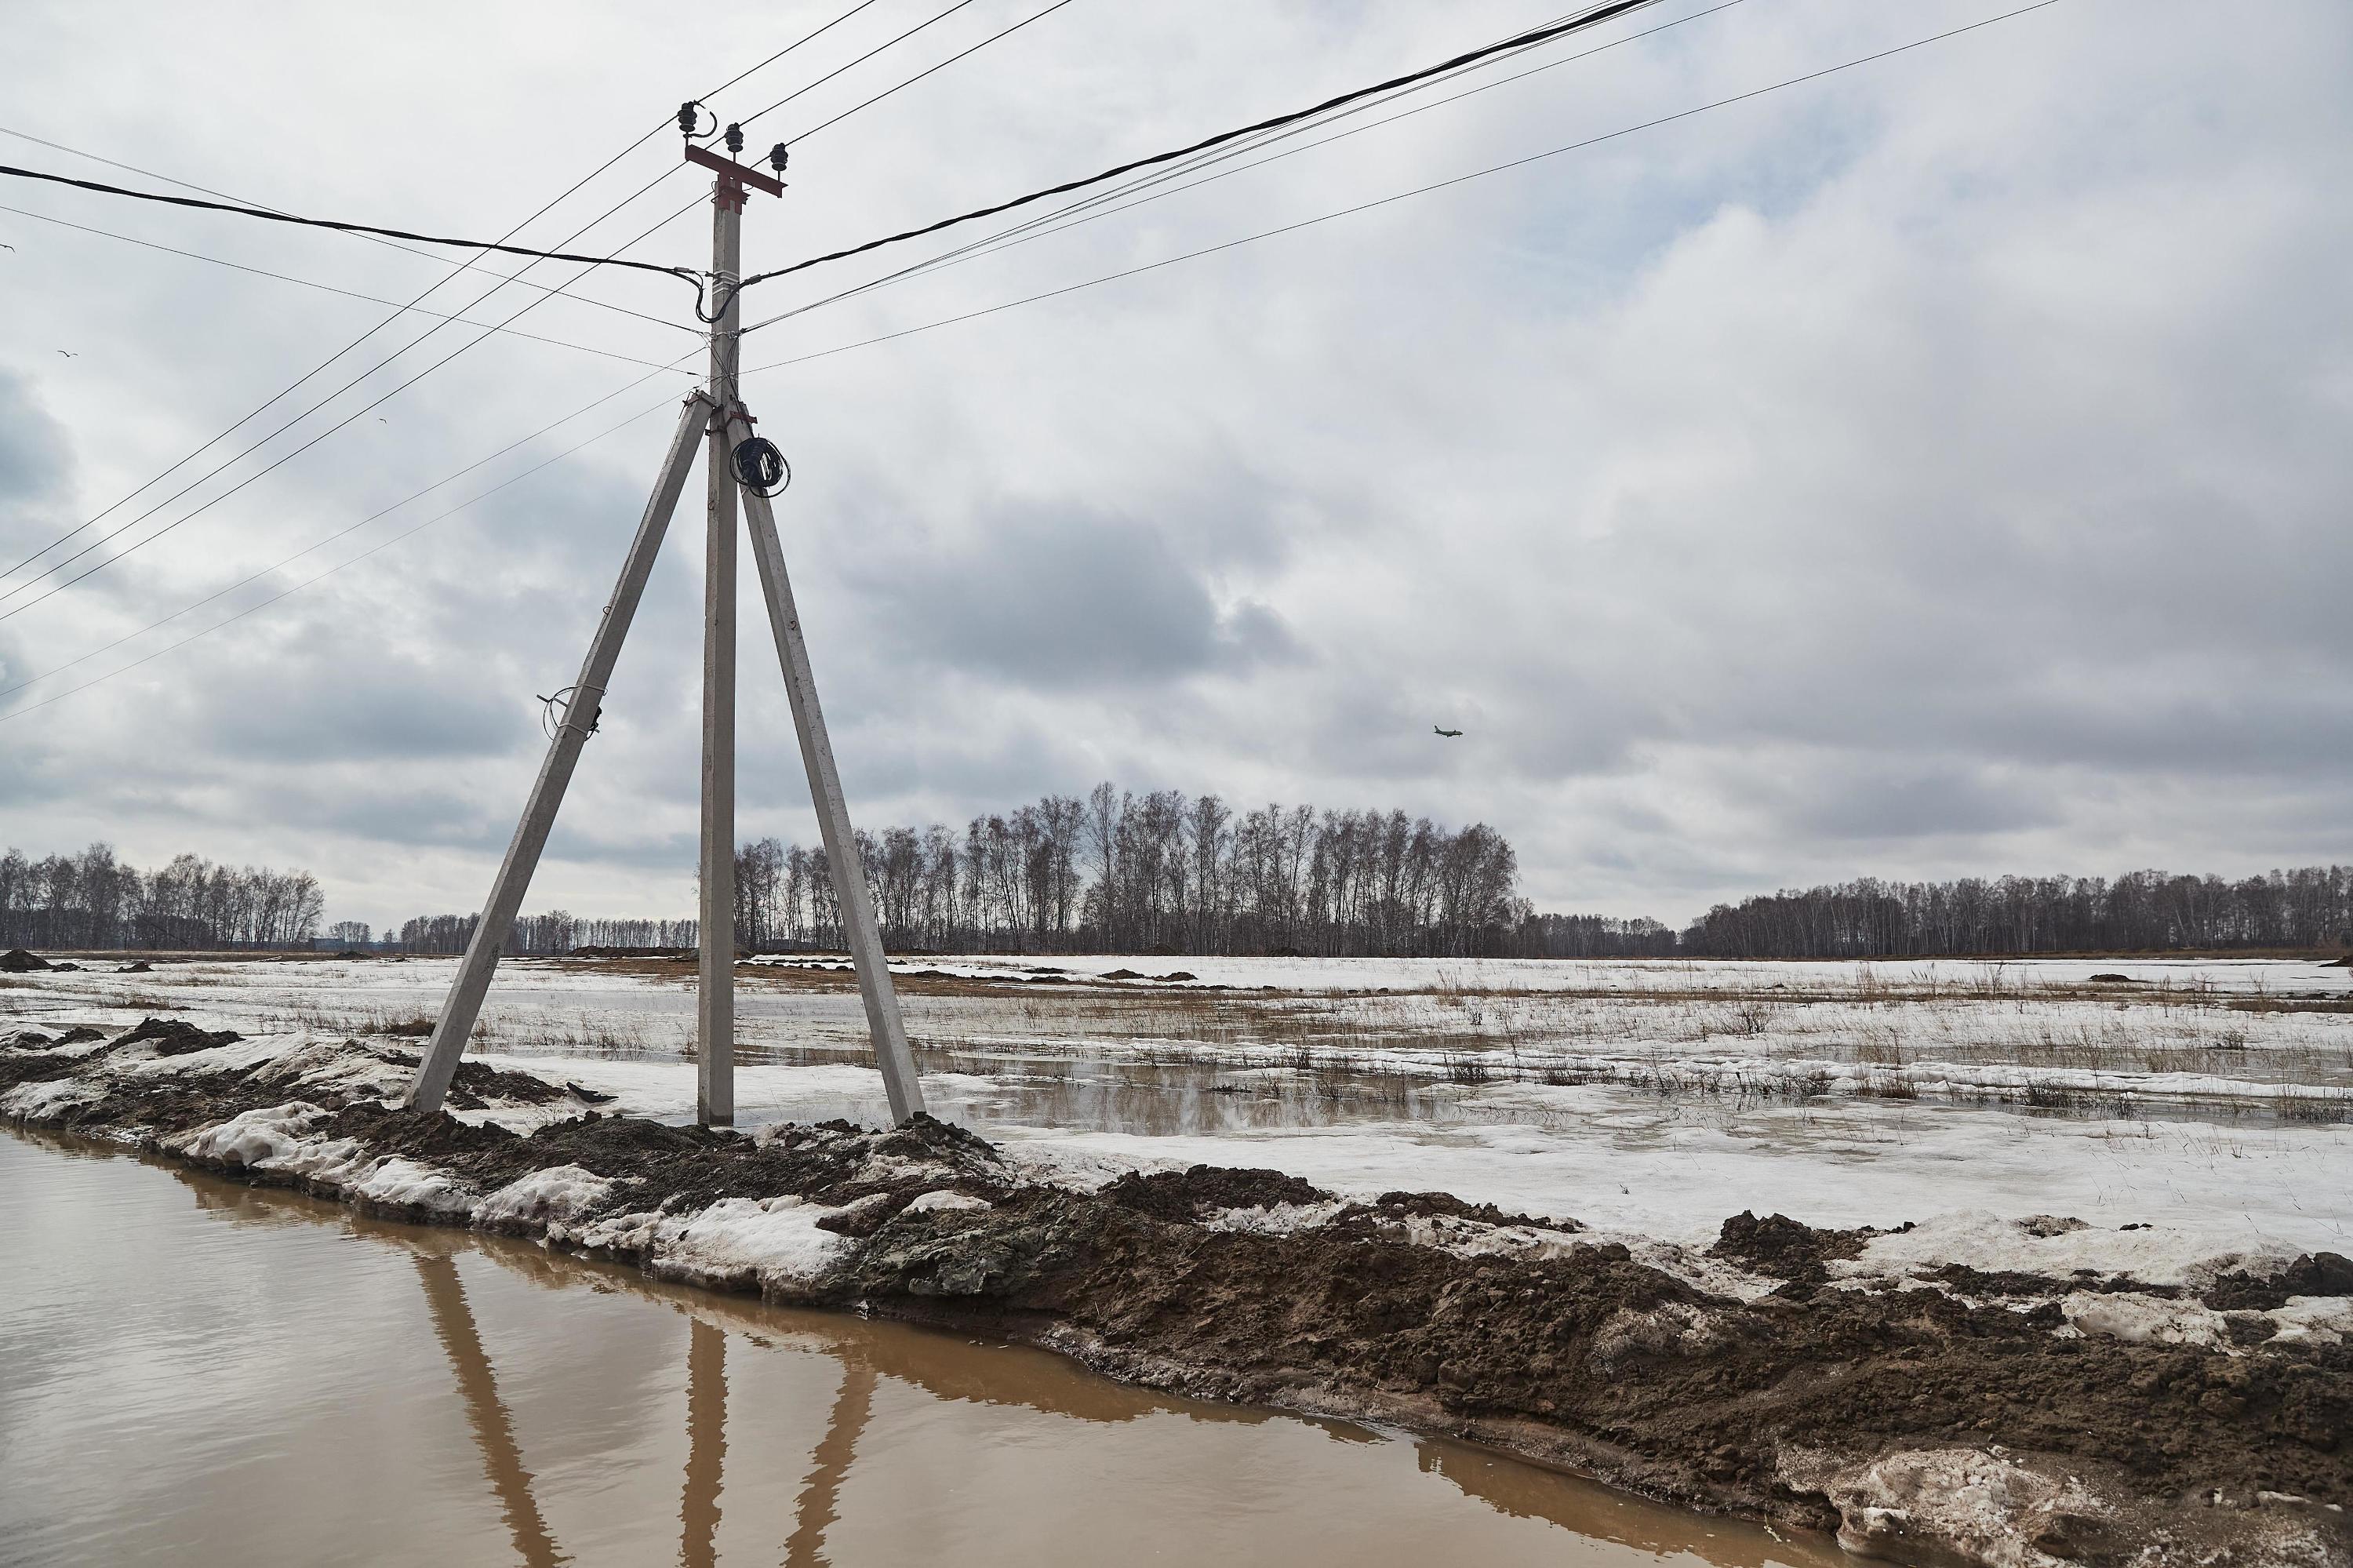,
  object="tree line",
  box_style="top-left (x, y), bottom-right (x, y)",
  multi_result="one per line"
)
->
top-left (1678, 867), bottom-right (2353, 958)
top-left (0, 843), bottom-right (324, 950)
top-left (12, 833), bottom-right (2348, 960)
top-left (729, 784), bottom-right (1529, 957)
